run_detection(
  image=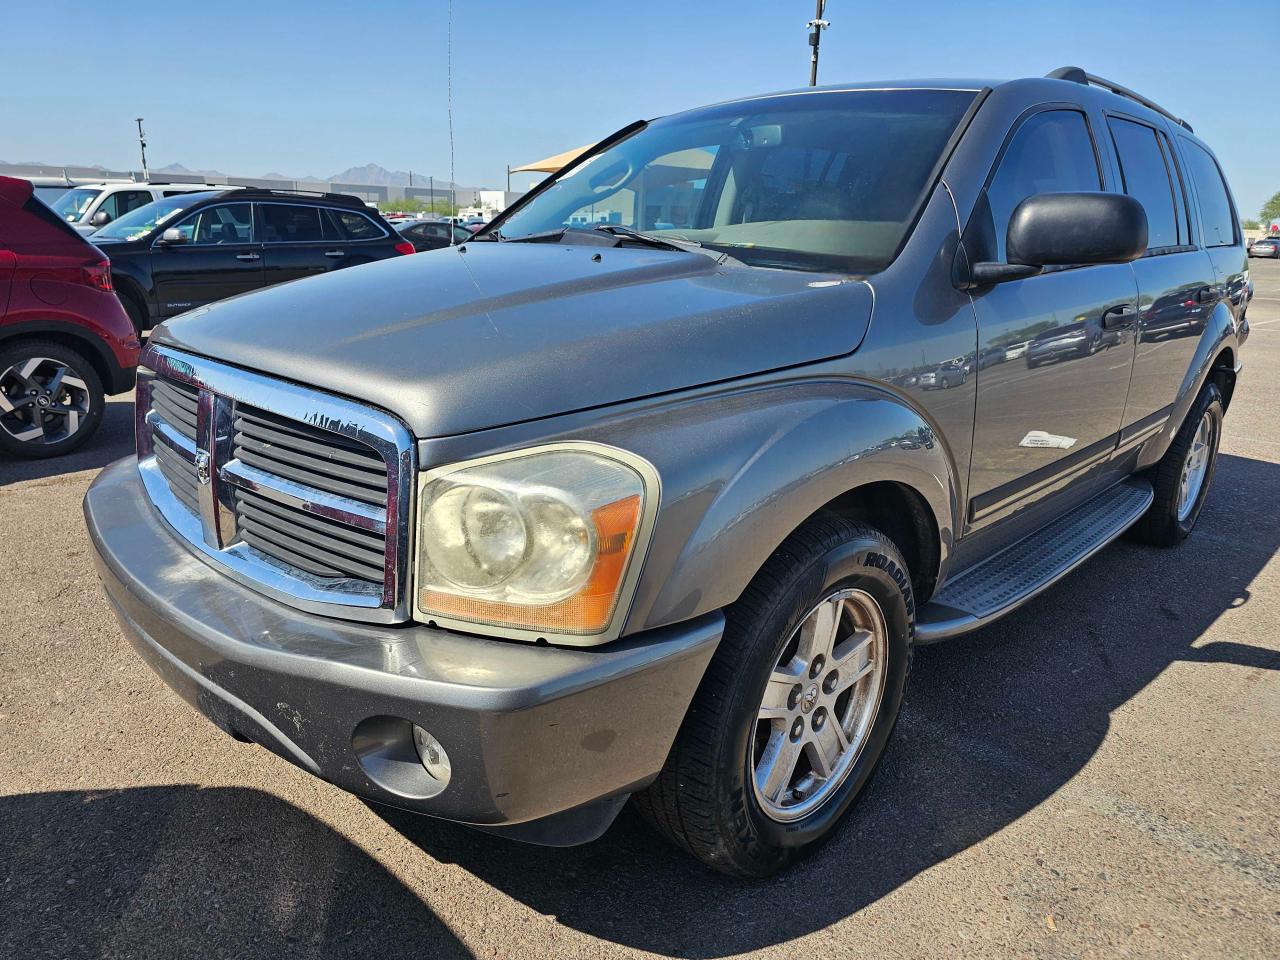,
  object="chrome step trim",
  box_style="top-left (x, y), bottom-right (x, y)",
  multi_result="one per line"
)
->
top-left (916, 478), bottom-right (1154, 643)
